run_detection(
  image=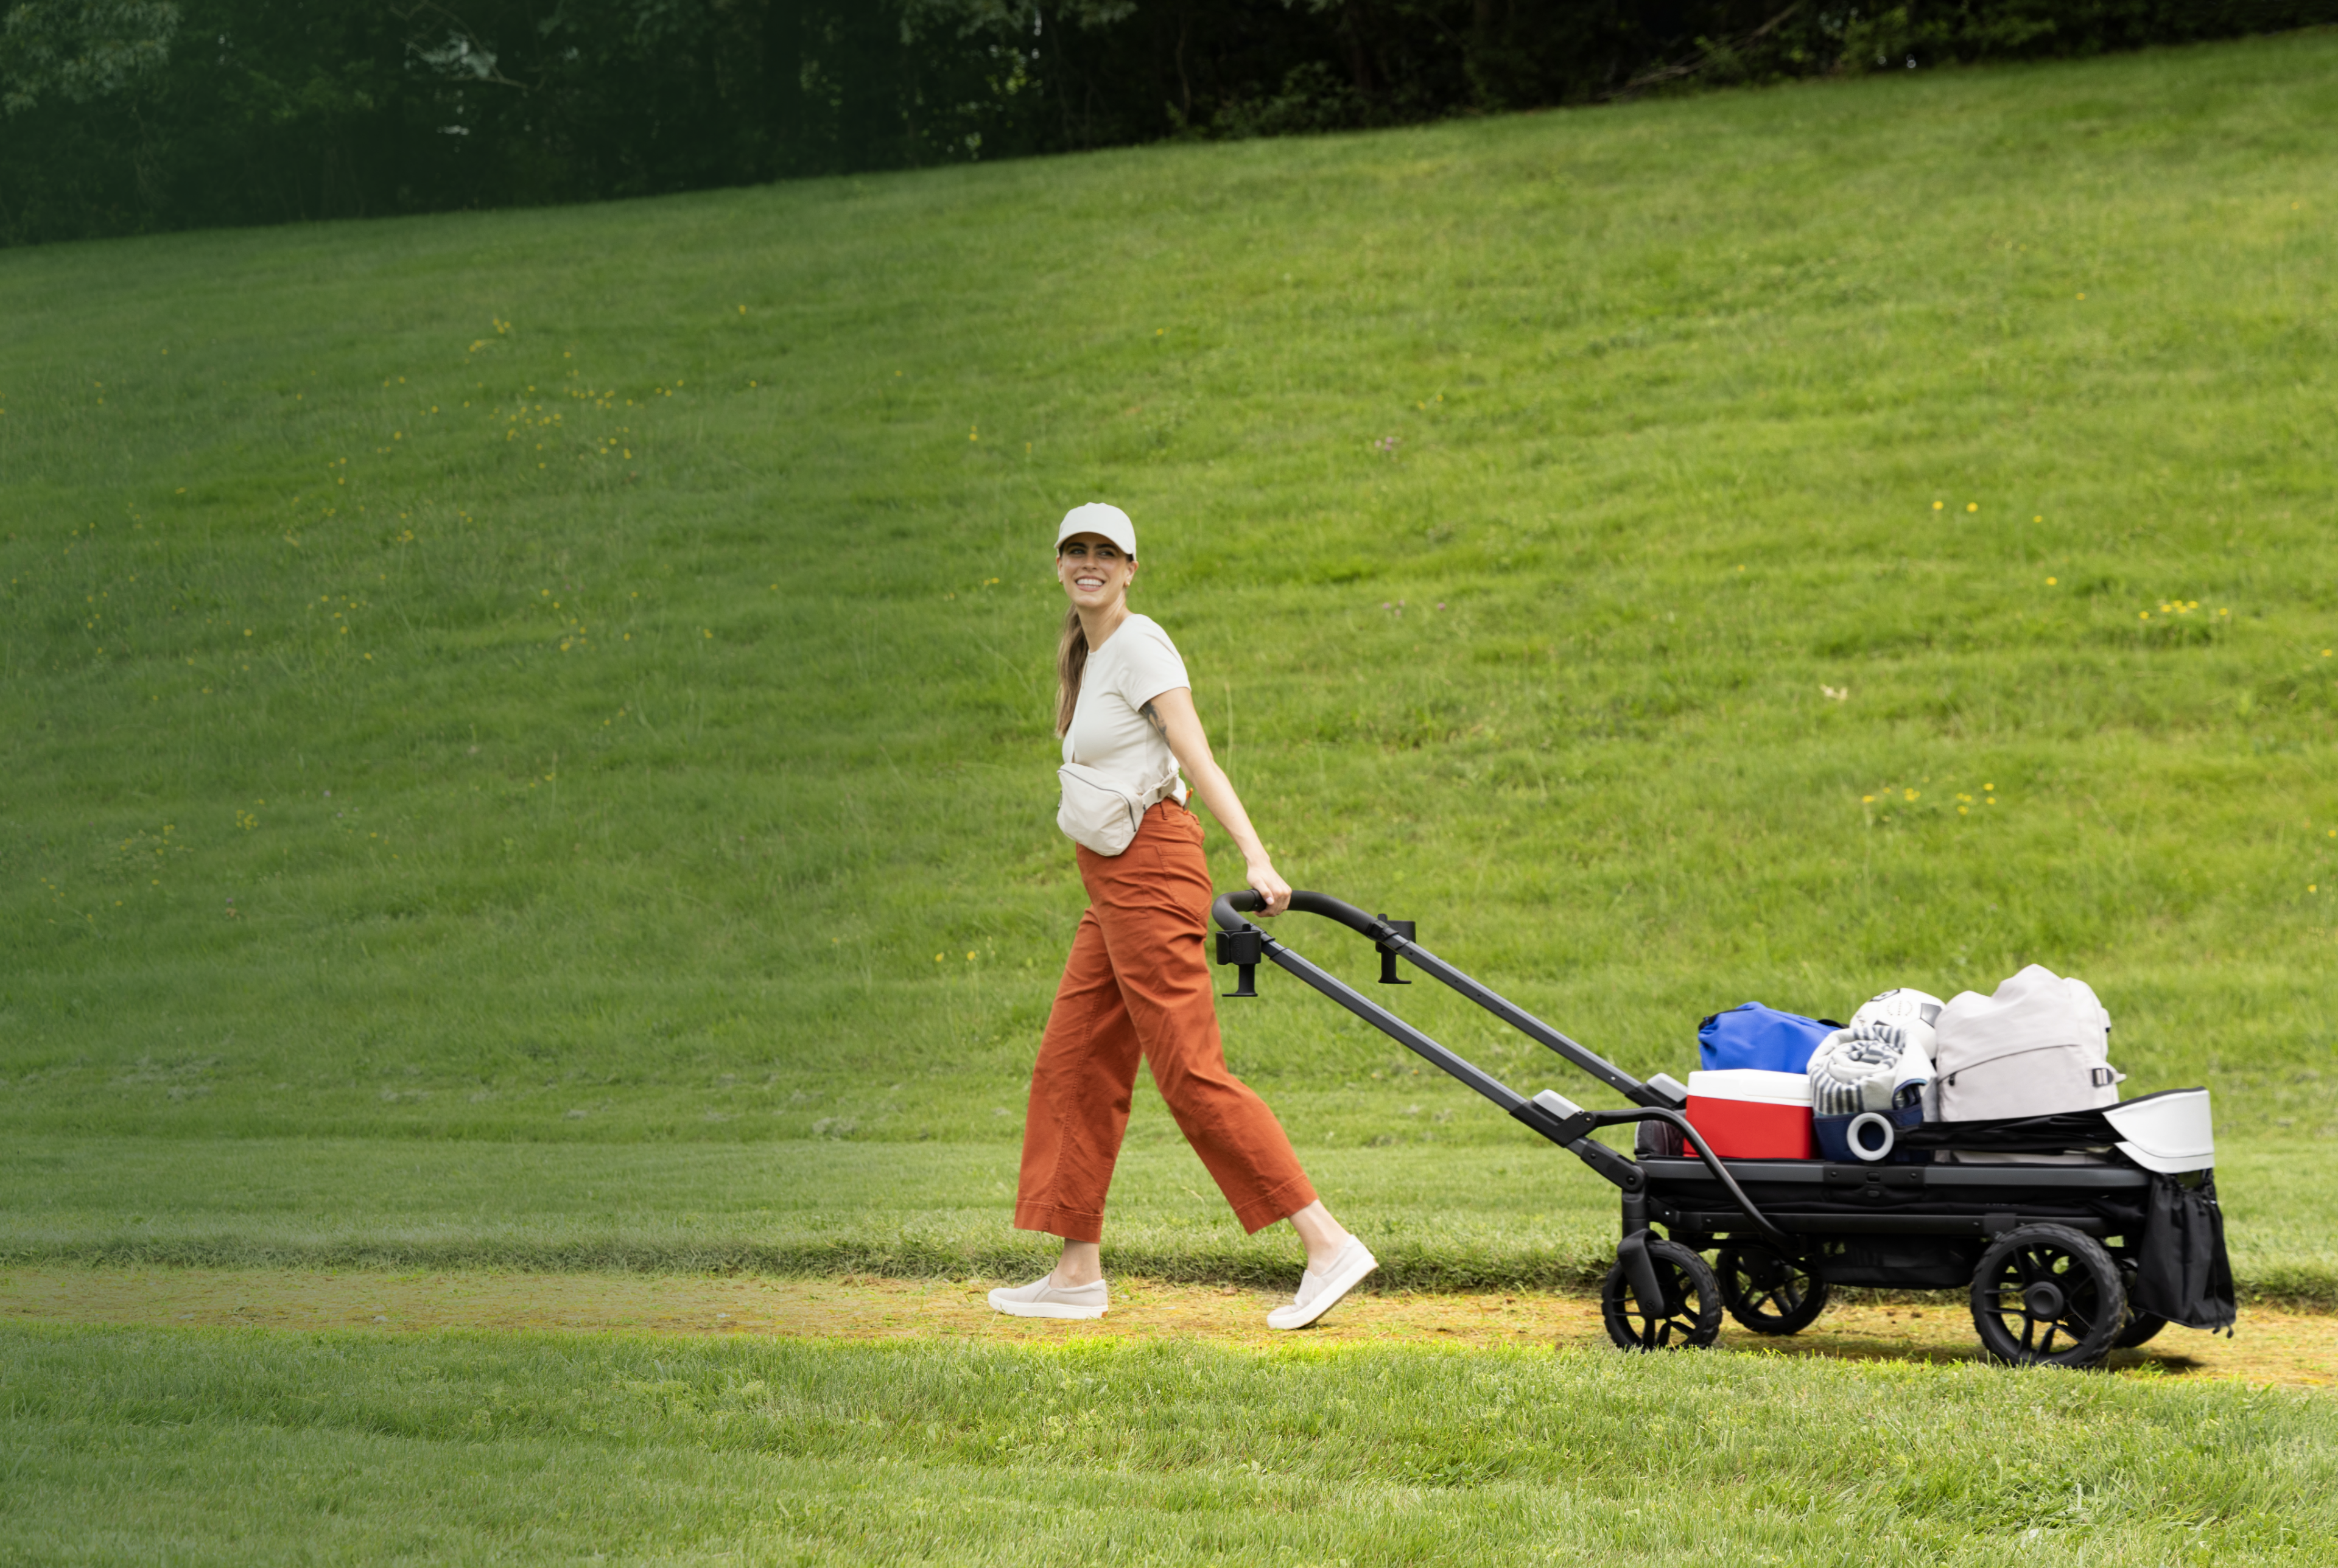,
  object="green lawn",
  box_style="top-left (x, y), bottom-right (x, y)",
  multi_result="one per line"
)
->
top-left (4, 1133), bottom-right (2335, 1302)
top-left (5, 30), bottom-right (2335, 1290)
top-left (6, 30), bottom-right (2338, 1561)
top-left (4, 29), bottom-right (2336, 1155)
top-left (6, 1326), bottom-right (2336, 1564)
